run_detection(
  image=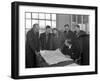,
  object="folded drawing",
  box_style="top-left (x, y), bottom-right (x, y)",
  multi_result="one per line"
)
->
top-left (40, 49), bottom-right (73, 65)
